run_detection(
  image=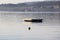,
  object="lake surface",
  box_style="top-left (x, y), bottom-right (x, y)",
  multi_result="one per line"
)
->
top-left (0, 11), bottom-right (60, 40)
